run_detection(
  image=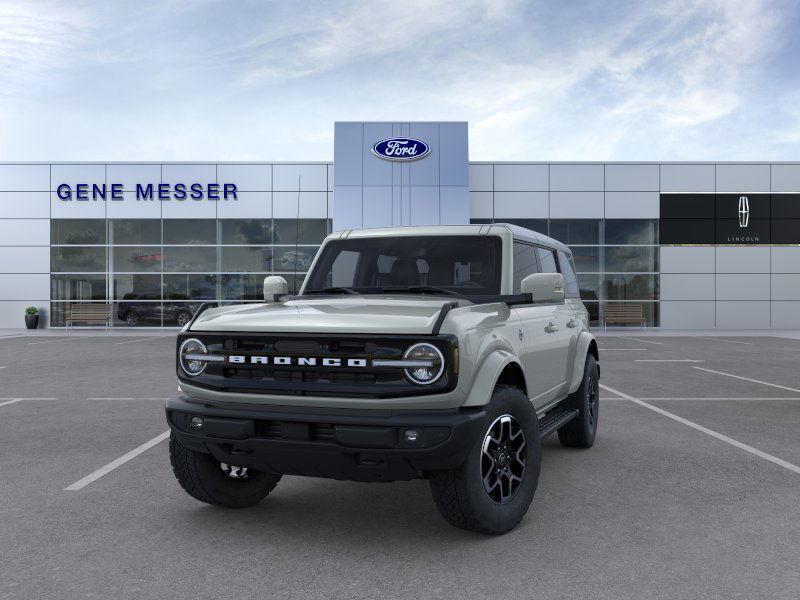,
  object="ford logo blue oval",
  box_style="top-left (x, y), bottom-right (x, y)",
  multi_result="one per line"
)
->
top-left (372, 137), bottom-right (430, 162)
